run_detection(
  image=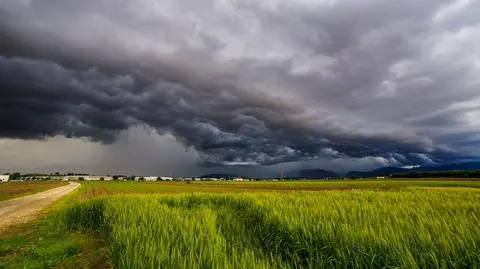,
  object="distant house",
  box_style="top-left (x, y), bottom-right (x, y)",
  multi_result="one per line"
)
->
top-left (86, 176), bottom-right (102, 181)
top-left (0, 175), bottom-right (10, 182)
top-left (144, 177), bottom-right (157, 181)
top-left (376, 176), bottom-right (387, 179)
top-left (233, 178), bottom-right (244, 182)
top-left (62, 175), bottom-right (110, 181)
